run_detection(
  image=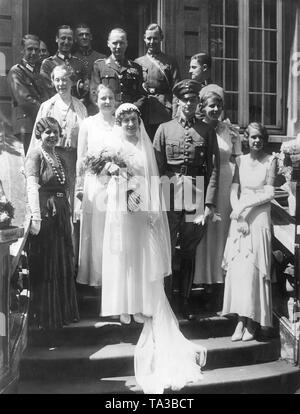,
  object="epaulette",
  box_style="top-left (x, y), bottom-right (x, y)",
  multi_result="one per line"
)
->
top-left (94, 58), bottom-right (106, 64)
